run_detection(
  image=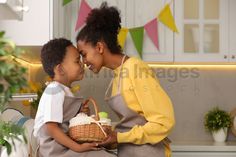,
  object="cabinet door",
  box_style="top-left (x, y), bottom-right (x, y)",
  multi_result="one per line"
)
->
top-left (173, 152), bottom-right (236, 157)
top-left (0, 0), bottom-right (53, 46)
top-left (55, 0), bottom-right (126, 44)
top-left (174, 0), bottom-right (229, 62)
top-left (125, 0), bottom-right (174, 62)
top-left (229, 0), bottom-right (236, 62)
